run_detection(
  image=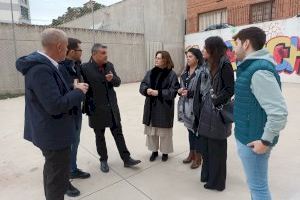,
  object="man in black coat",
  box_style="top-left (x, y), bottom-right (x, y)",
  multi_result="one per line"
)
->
top-left (59, 38), bottom-right (91, 197)
top-left (81, 43), bottom-right (141, 173)
top-left (16, 28), bottom-right (89, 200)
